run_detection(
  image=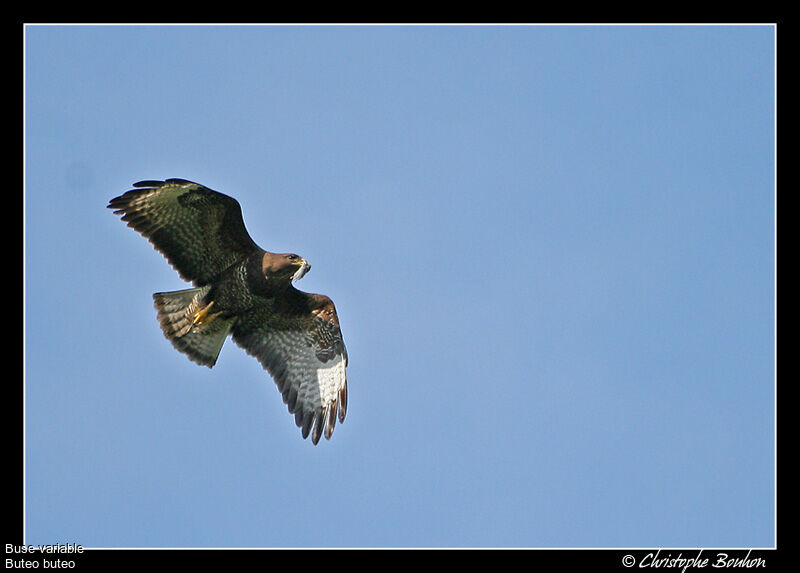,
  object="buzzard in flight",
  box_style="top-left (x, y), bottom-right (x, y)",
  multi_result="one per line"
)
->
top-left (108, 178), bottom-right (348, 444)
